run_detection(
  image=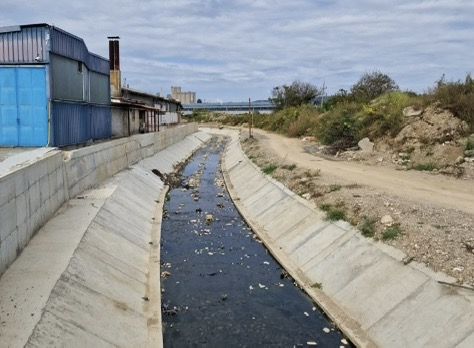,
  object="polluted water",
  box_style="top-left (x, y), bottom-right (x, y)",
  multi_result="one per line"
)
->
top-left (160, 135), bottom-right (352, 347)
